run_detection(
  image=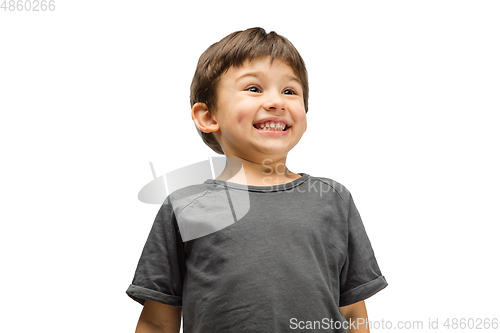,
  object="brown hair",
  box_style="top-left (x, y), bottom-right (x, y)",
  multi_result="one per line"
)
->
top-left (190, 27), bottom-right (309, 155)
